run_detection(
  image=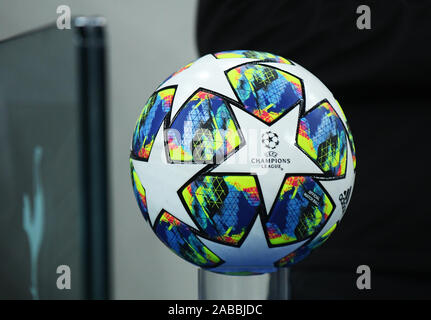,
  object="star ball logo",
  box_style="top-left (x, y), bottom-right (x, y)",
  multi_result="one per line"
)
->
top-left (262, 131), bottom-right (279, 150)
top-left (250, 131), bottom-right (290, 171)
